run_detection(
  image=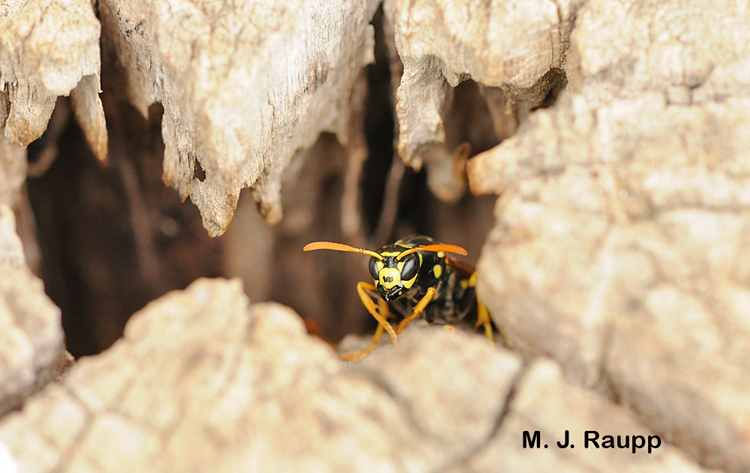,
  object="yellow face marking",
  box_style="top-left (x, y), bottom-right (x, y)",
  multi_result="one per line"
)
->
top-left (433, 264), bottom-right (442, 279)
top-left (402, 272), bottom-right (417, 289)
top-left (437, 251), bottom-right (445, 258)
top-left (460, 279), bottom-right (469, 289)
top-left (379, 267), bottom-right (401, 289)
